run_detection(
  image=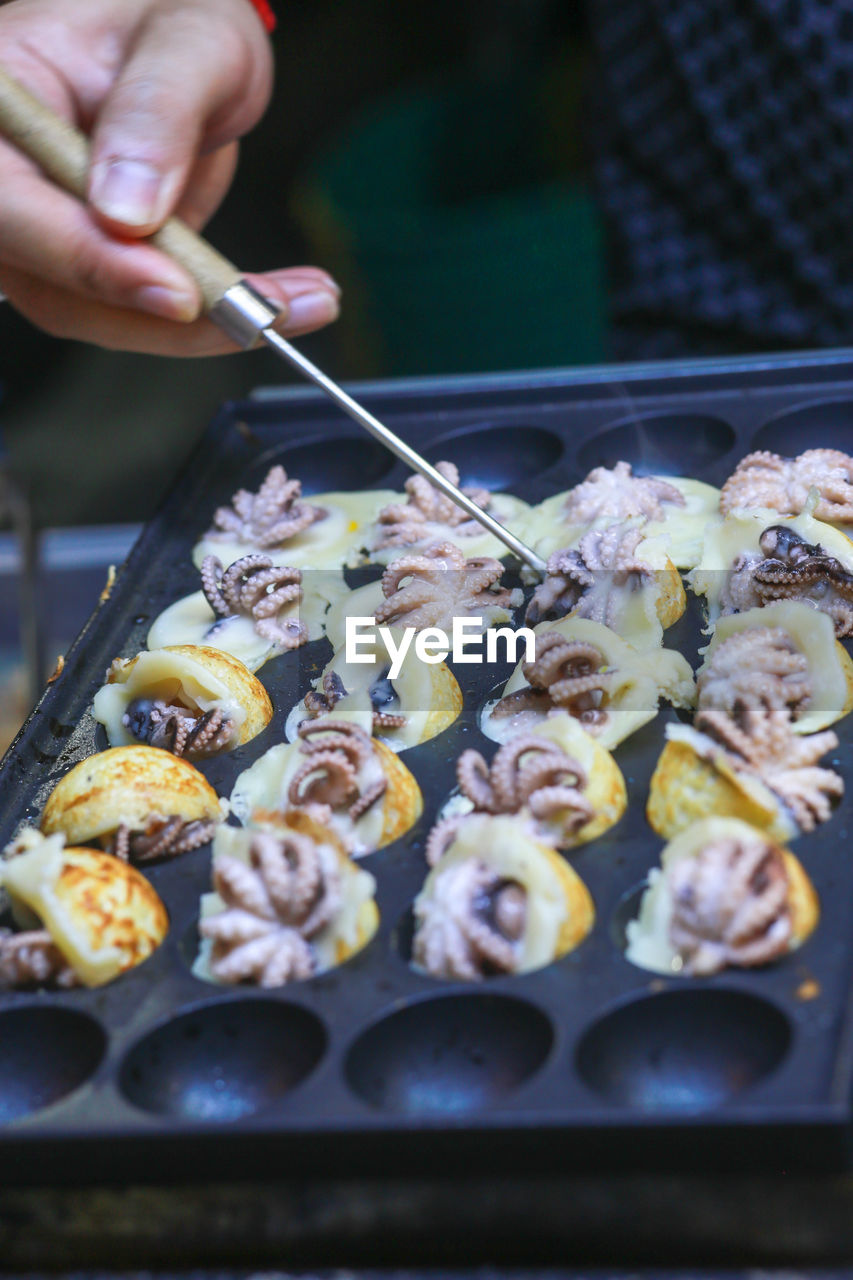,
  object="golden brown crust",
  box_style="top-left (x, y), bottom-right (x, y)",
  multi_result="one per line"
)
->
top-left (54, 848), bottom-right (168, 975)
top-left (782, 847), bottom-right (820, 947)
top-left (334, 898), bottom-right (380, 964)
top-left (547, 845), bottom-right (596, 956)
top-left (656, 560), bottom-right (688, 629)
top-left (420, 662), bottom-right (464, 744)
top-left (3, 843), bottom-right (169, 987)
top-left (646, 738), bottom-right (794, 843)
top-left (578, 741), bottom-right (628, 843)
top-left (526, 714), bottom-right (628, 846)
top-left (372, 738), bottom-right (424, 846)
top-left (111, 644), bottom-right (272, 745)
top-left (41, 746), bottom-right (222, 845)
